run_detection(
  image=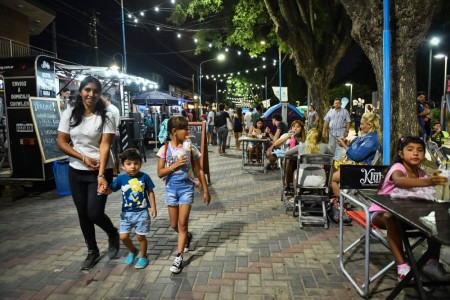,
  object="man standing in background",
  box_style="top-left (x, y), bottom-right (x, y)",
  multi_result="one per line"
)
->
top-left (244, 107), bottom-right (254, 134)
top-left (225, 104), bottom-right (234, 149)
top-left (323, 98), bottom-right (350, 160)
top-left (306, 104), bottom-right (318, 130)
top-left (101, 92), bottom-right (121, 176)
top-left (207, 105), bottom-right (216, 146)
top-left (59, 87), bottom-right (71, 111)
